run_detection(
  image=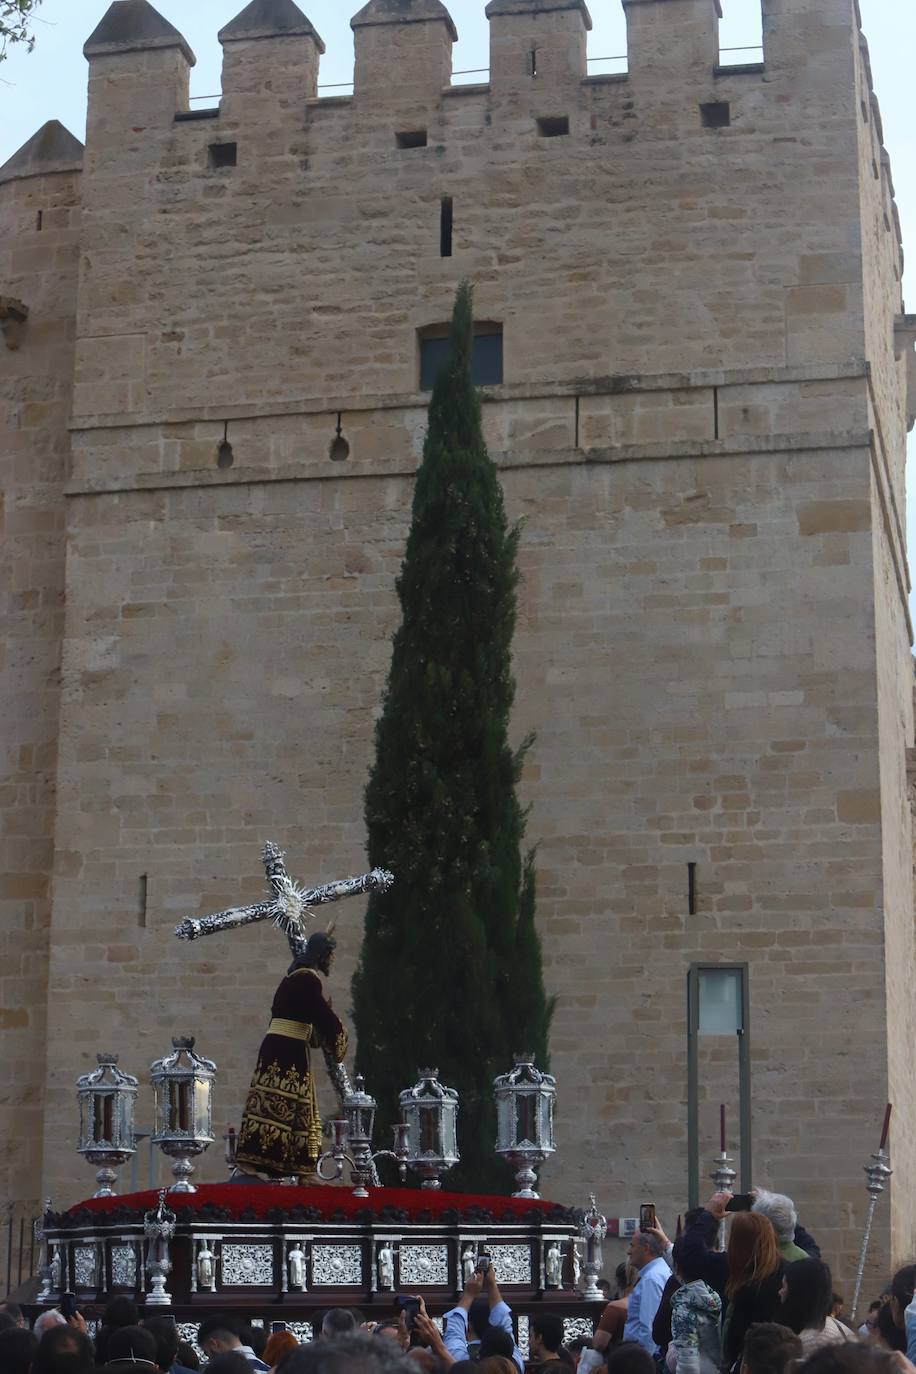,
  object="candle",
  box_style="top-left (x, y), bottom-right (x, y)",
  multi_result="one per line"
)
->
top-left (720, 1103), bottom-right (726, 1153)
top-left (879, 1103), bottom-right (892, 1151)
